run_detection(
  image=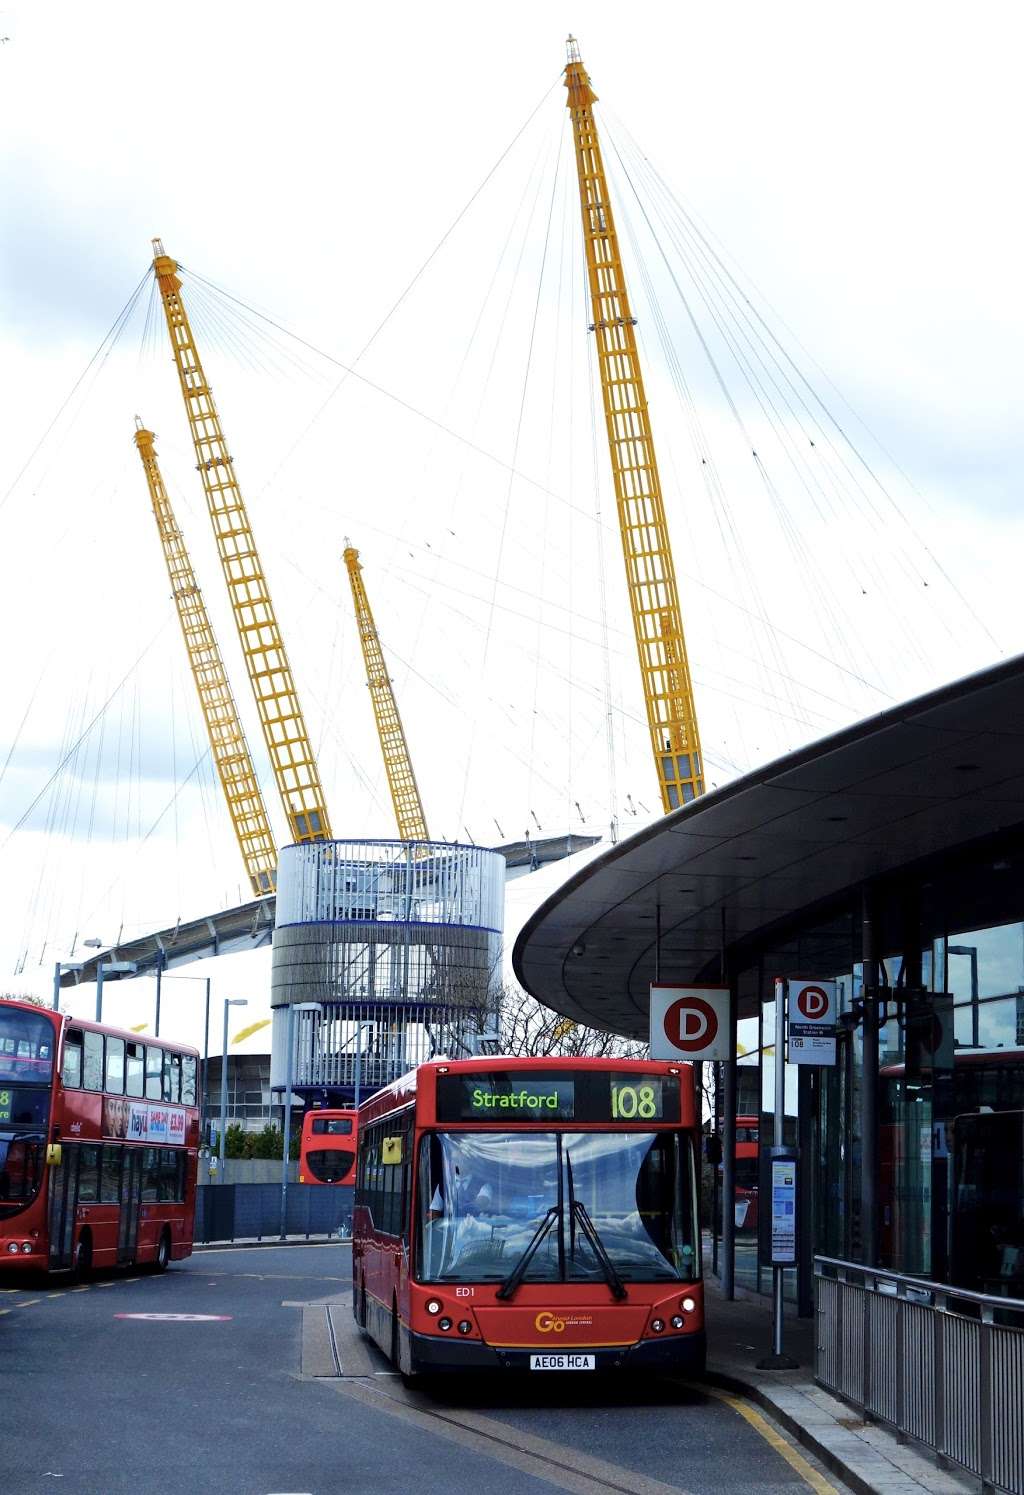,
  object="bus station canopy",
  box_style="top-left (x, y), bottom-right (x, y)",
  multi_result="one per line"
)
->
top-left (513, 653), bottom-right (1024, 1039)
